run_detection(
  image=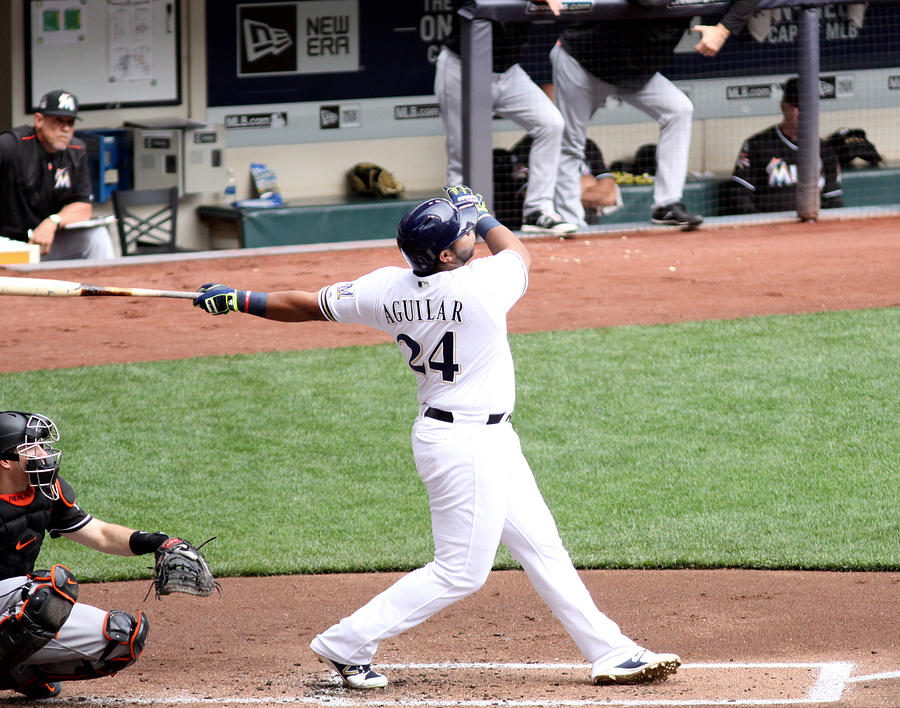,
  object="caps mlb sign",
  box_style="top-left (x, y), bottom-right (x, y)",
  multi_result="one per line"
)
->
top-left (237, 1), bottom-right (359, 77)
